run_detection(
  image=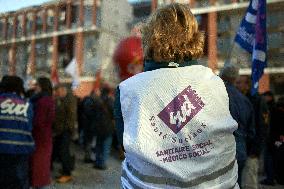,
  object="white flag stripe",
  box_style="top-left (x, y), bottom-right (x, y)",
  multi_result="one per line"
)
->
top-left (252, 0), bottom-right (259, 10)
top-left (245, 12), bottom-right (257, 24)
top-left (254, 82), bottom-right (259, 89)
top-left (253, 50), bottom-right (266, 62)
top-left (65, 59), bottom-right (77, 76)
